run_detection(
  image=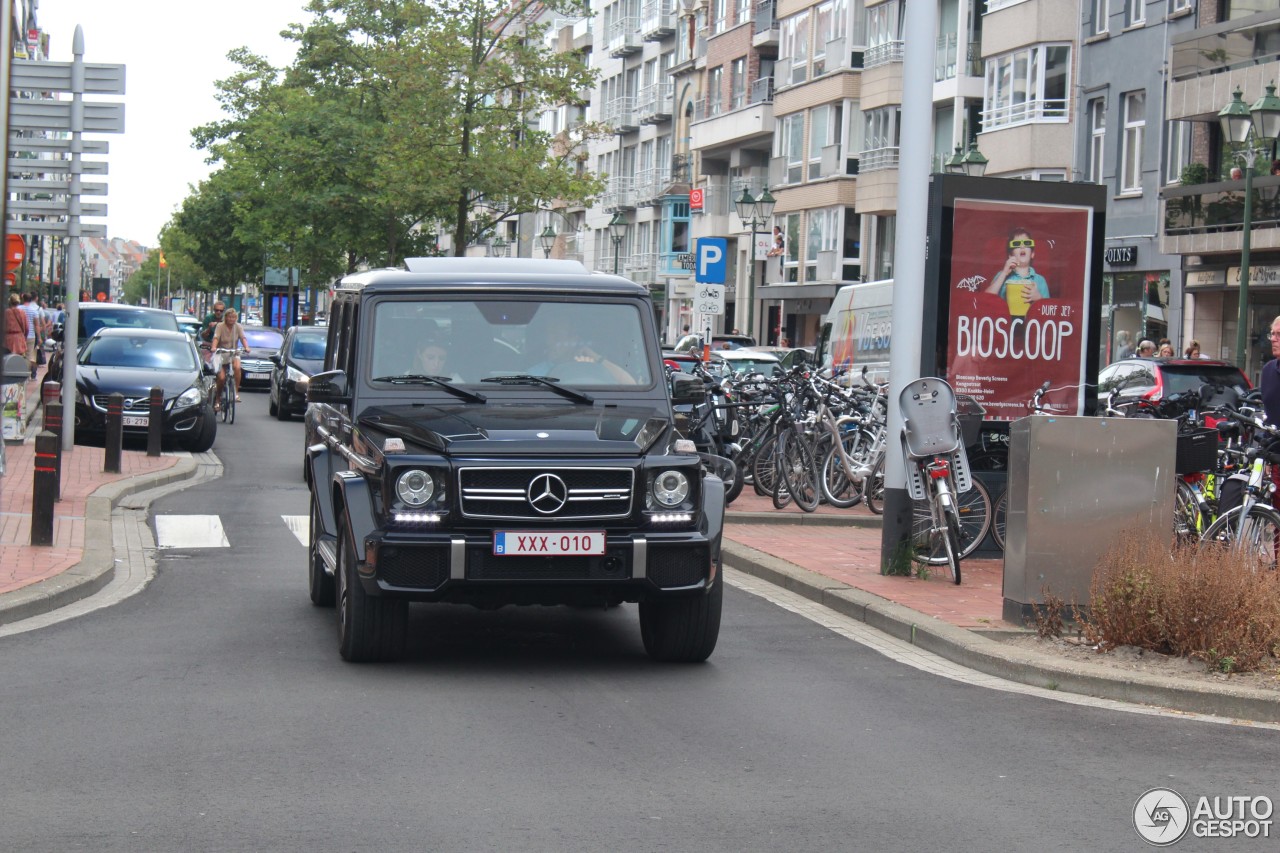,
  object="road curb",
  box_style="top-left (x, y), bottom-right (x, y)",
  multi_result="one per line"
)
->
top-left (723, 539), bottom-right (1280, 724)
top-left (0, 456), bottom-right (201, 627)
top-left (726, 509), bottom-right (881, 527)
